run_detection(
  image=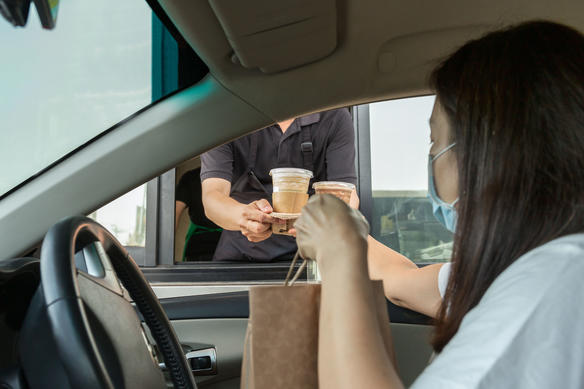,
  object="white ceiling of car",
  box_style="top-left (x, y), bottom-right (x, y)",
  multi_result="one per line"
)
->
top-left (161, 0), bottom-right (584, 120)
